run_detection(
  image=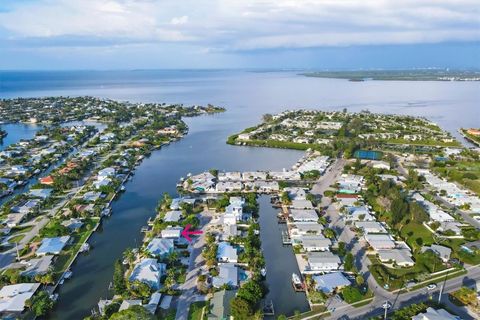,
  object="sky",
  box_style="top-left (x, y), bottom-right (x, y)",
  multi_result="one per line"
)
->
top-left (0, 0), bottom-right (479, 70)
